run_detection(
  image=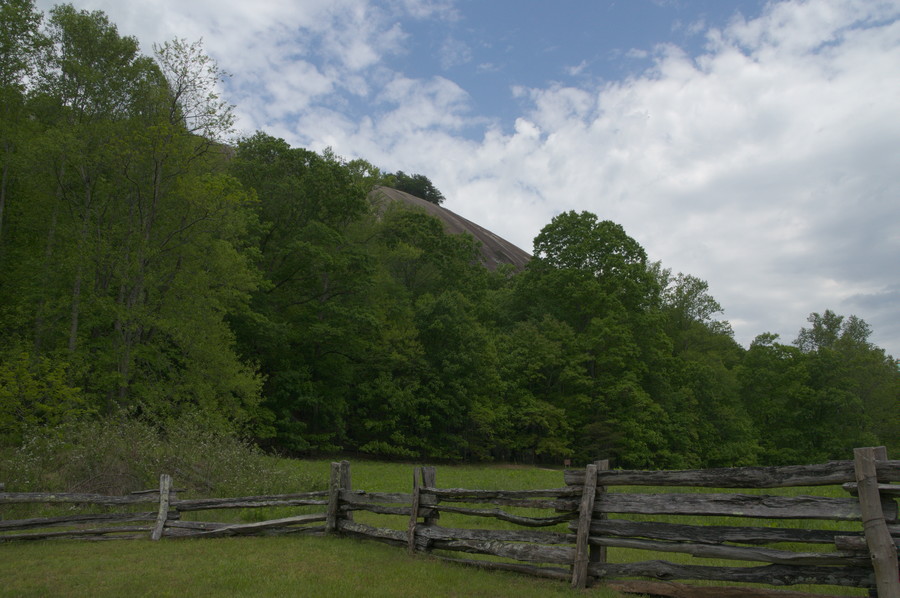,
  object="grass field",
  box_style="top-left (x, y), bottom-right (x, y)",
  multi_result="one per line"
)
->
top-left (0, 457), bottom-right (876, 597)
top-left (0, 535), bottom-right (625, 598)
